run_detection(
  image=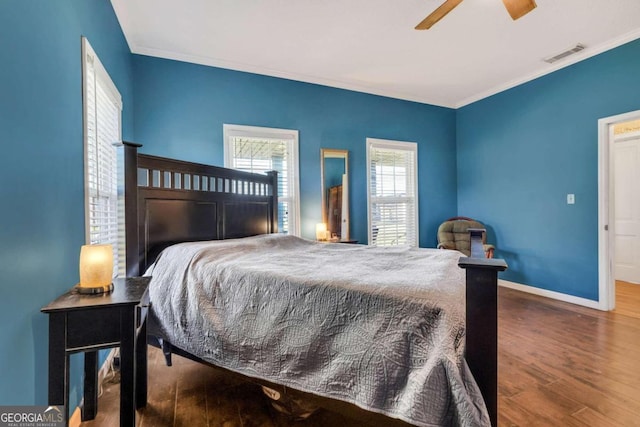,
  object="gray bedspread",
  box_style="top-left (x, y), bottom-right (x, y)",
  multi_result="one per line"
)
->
top-left (147, 234), bottom-right (489, 426)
